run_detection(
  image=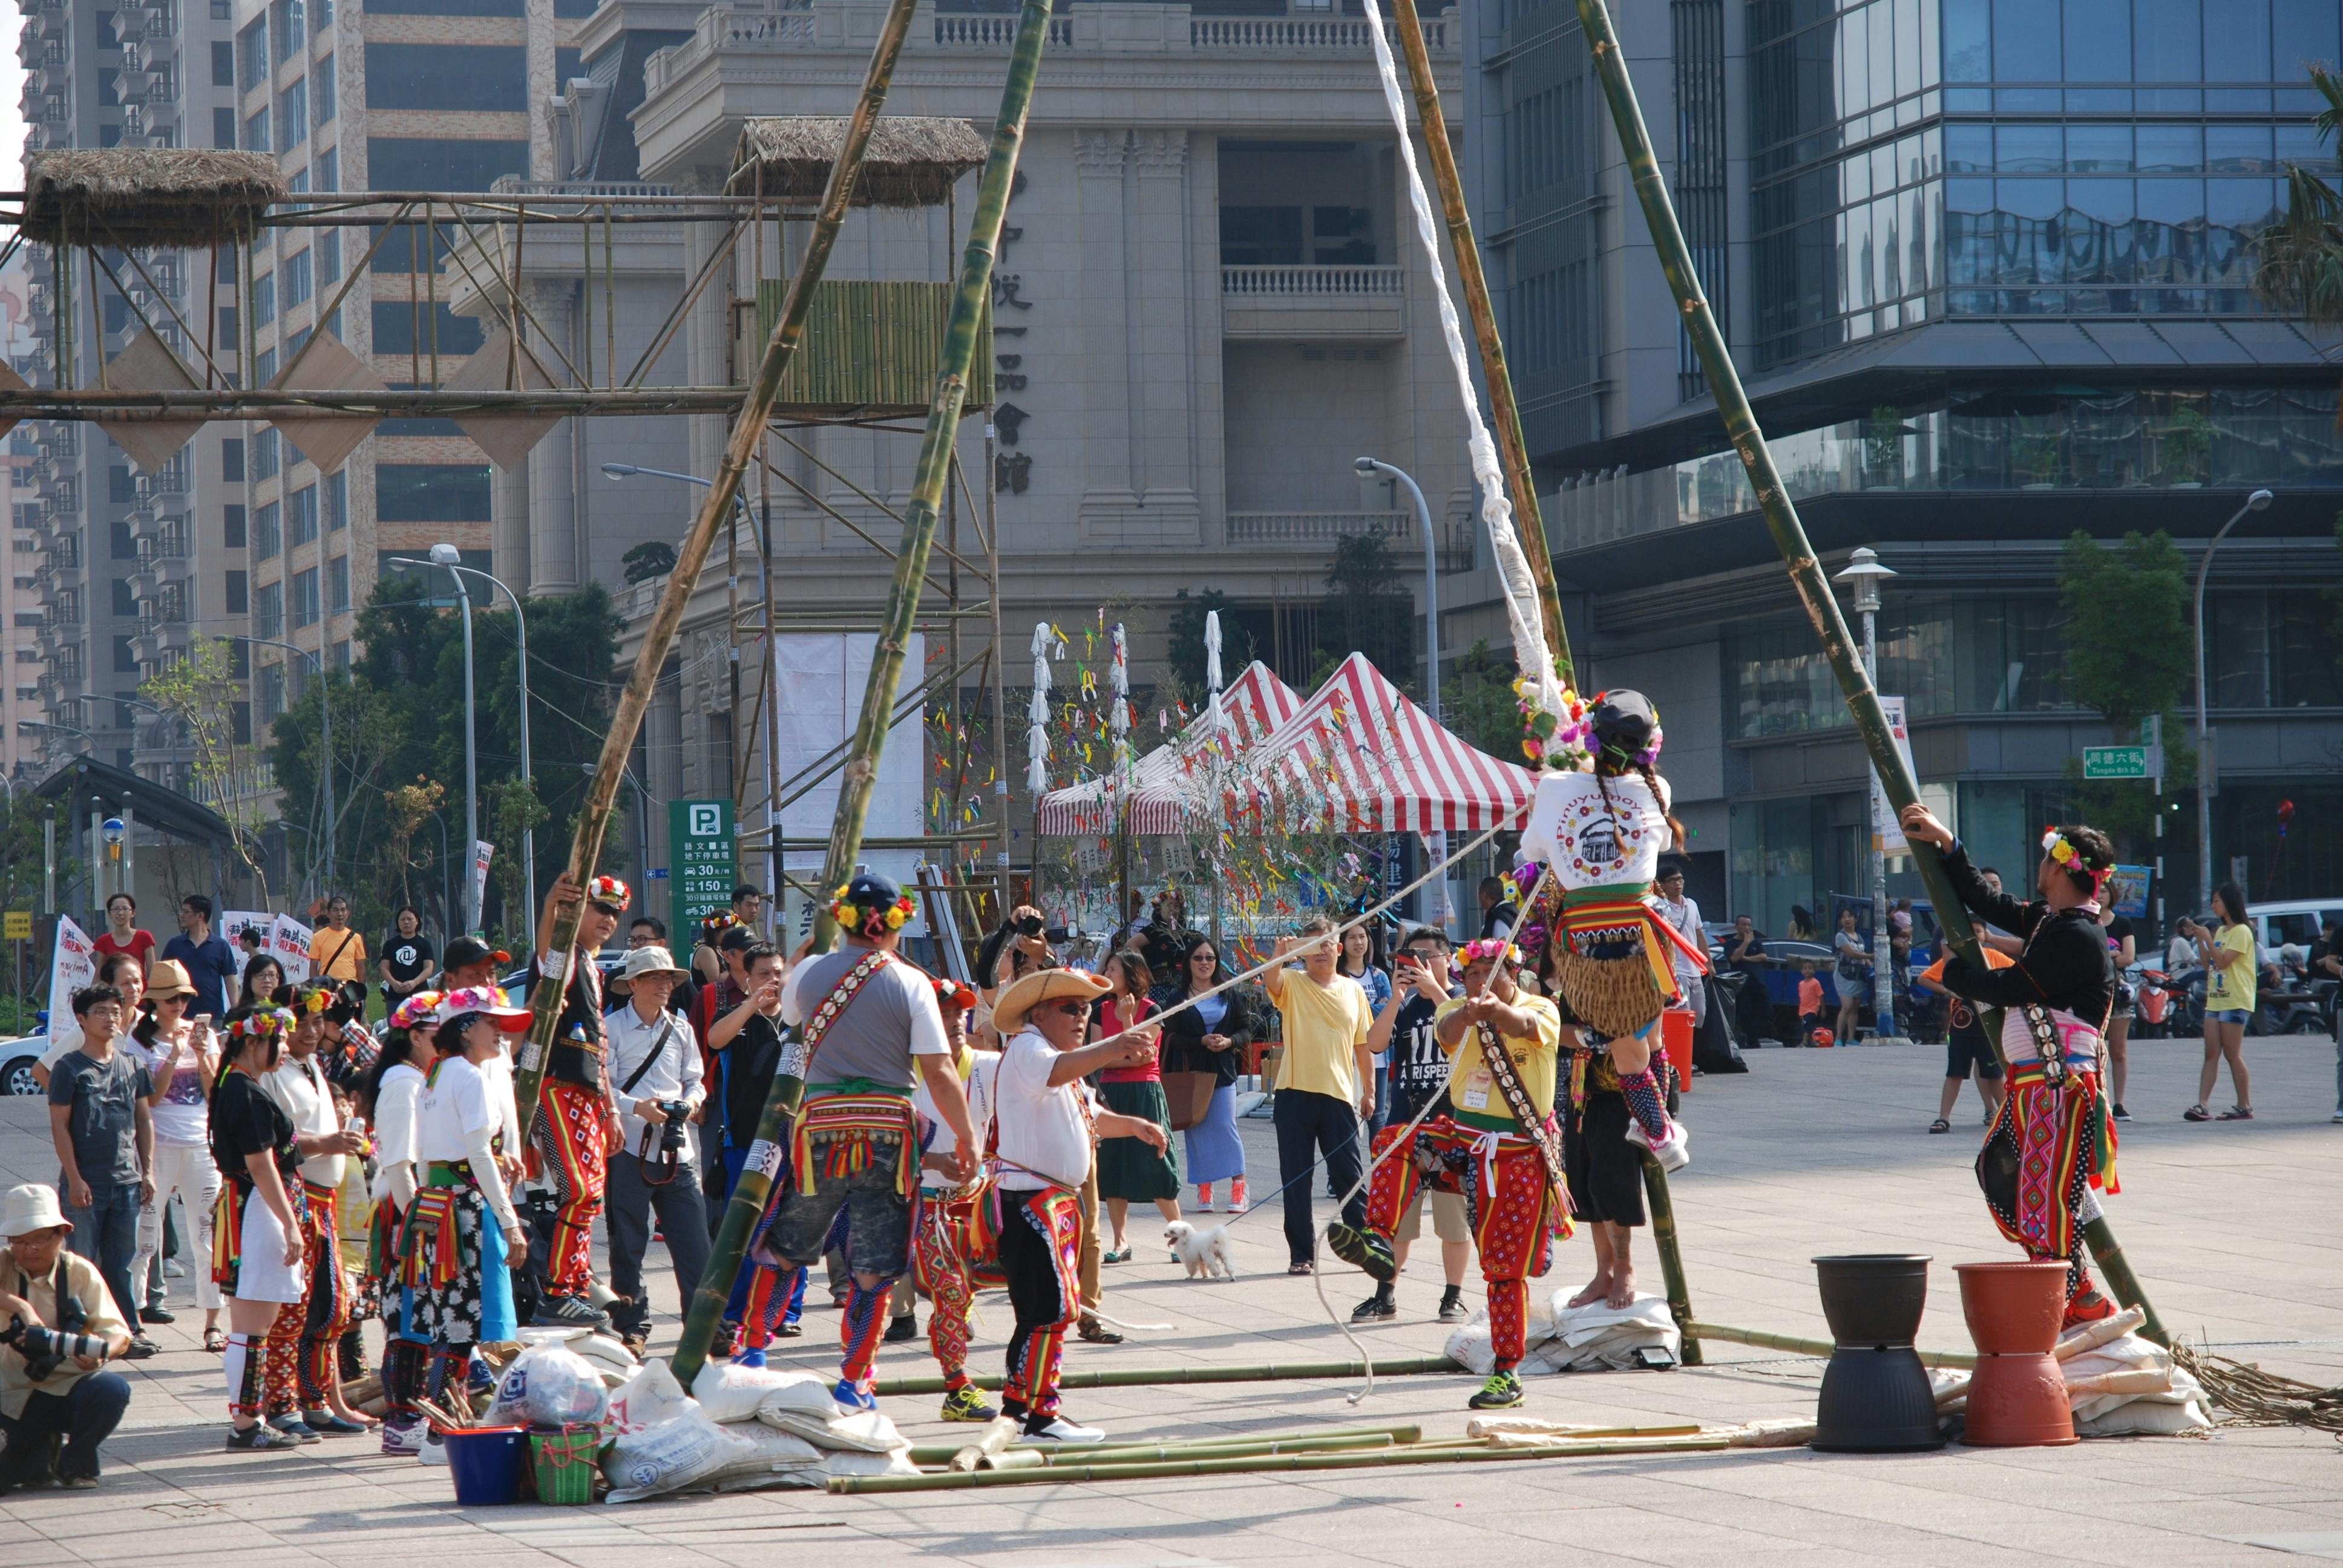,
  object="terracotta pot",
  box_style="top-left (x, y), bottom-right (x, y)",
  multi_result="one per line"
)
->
top-left (1813, 1254), bottom-right (1931, 1348)
top-left (1953, 1259), bottom-right (2067, 1354)
top-left (1955, 1259), bottom-right (2077, 1448)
